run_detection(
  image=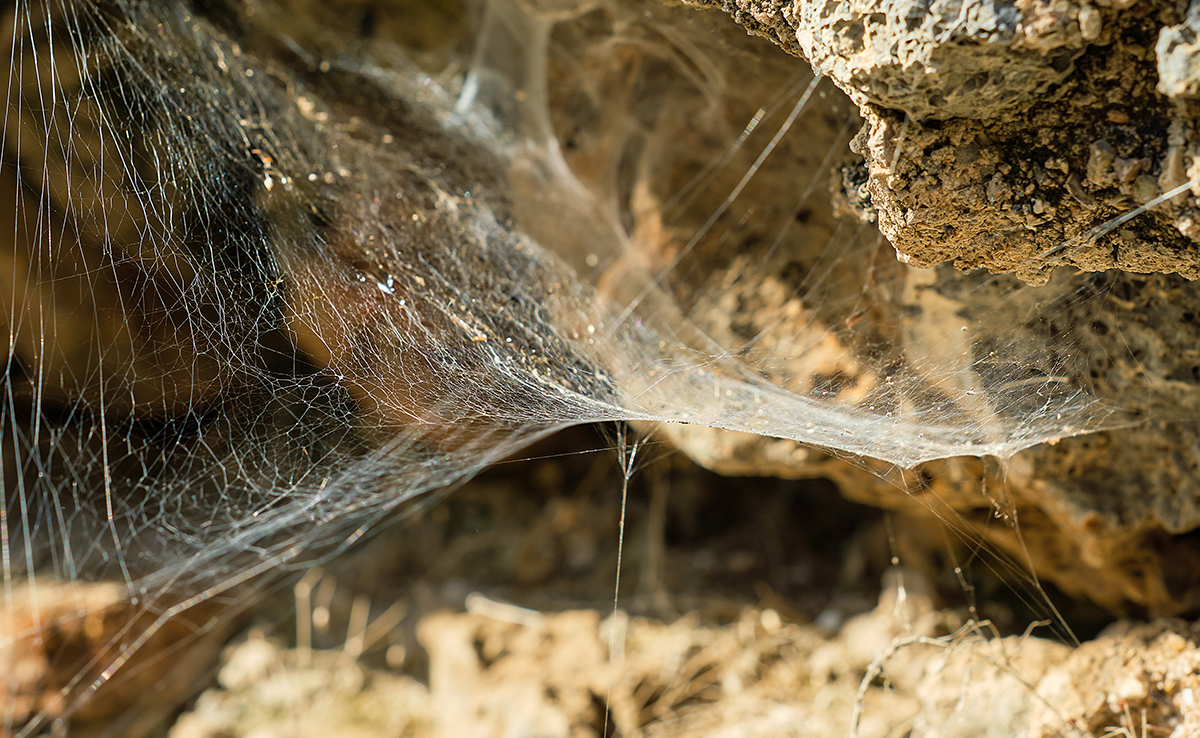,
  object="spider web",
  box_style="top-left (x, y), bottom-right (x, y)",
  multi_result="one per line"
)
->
top-left (0, 0), bottom-right (1129, 732)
